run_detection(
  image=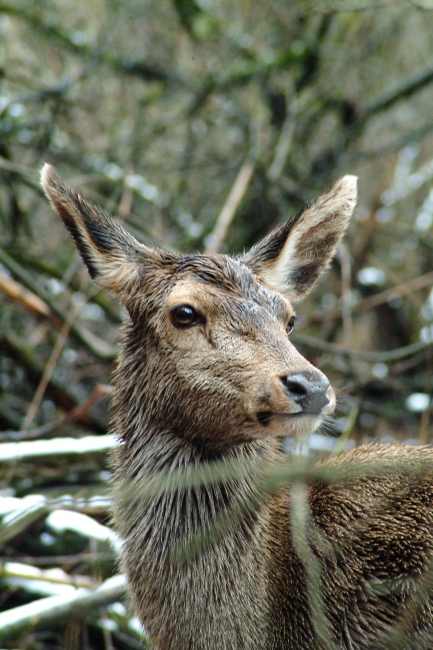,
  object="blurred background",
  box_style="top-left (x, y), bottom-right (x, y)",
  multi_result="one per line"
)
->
top-left (1, 0), bottom-right (433, 647)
